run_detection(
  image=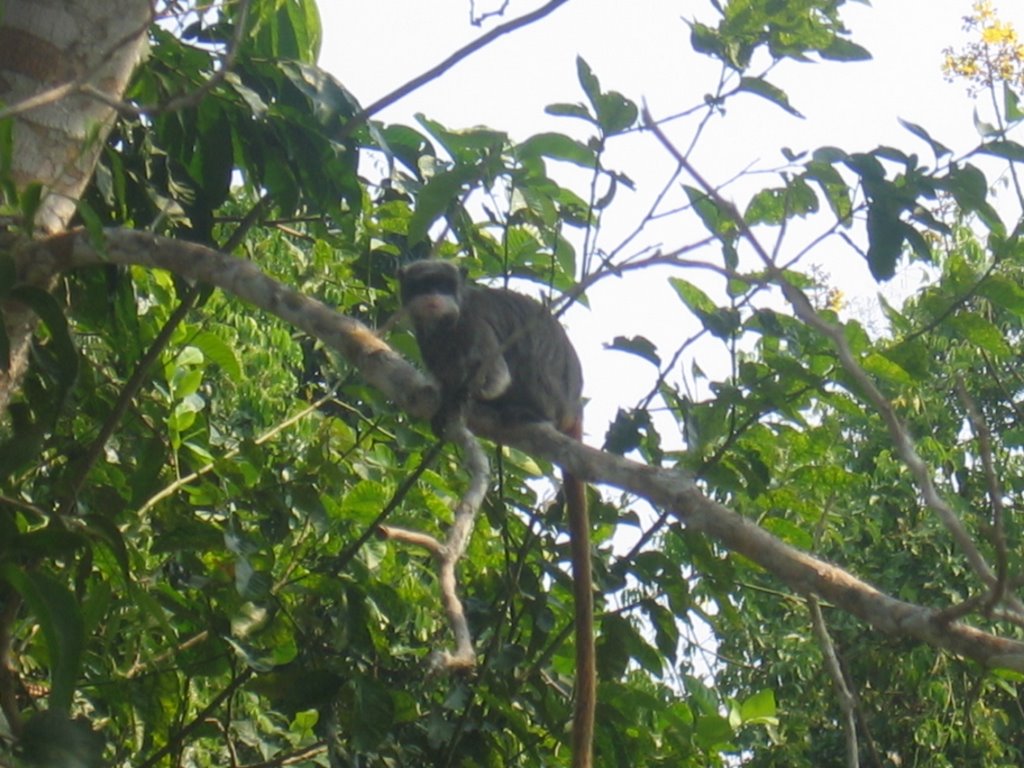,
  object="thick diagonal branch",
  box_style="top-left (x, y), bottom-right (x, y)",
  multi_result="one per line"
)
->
top-left (17, 227), bottom-right (1024, 673)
